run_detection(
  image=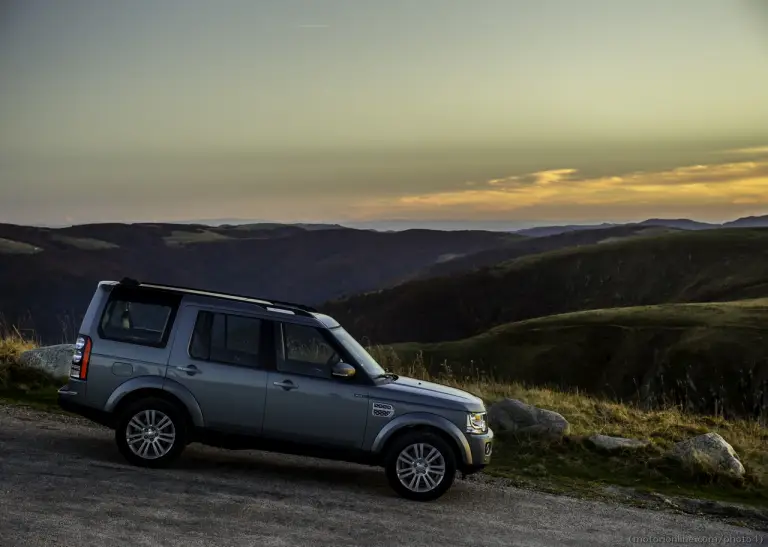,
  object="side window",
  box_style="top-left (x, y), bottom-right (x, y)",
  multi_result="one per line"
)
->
top-left (99, 290), bottom-right (177, 346)
top-left (189, 311), bottom-right (262, 368)
top-left (278, 323), bottom-right (340, 379)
